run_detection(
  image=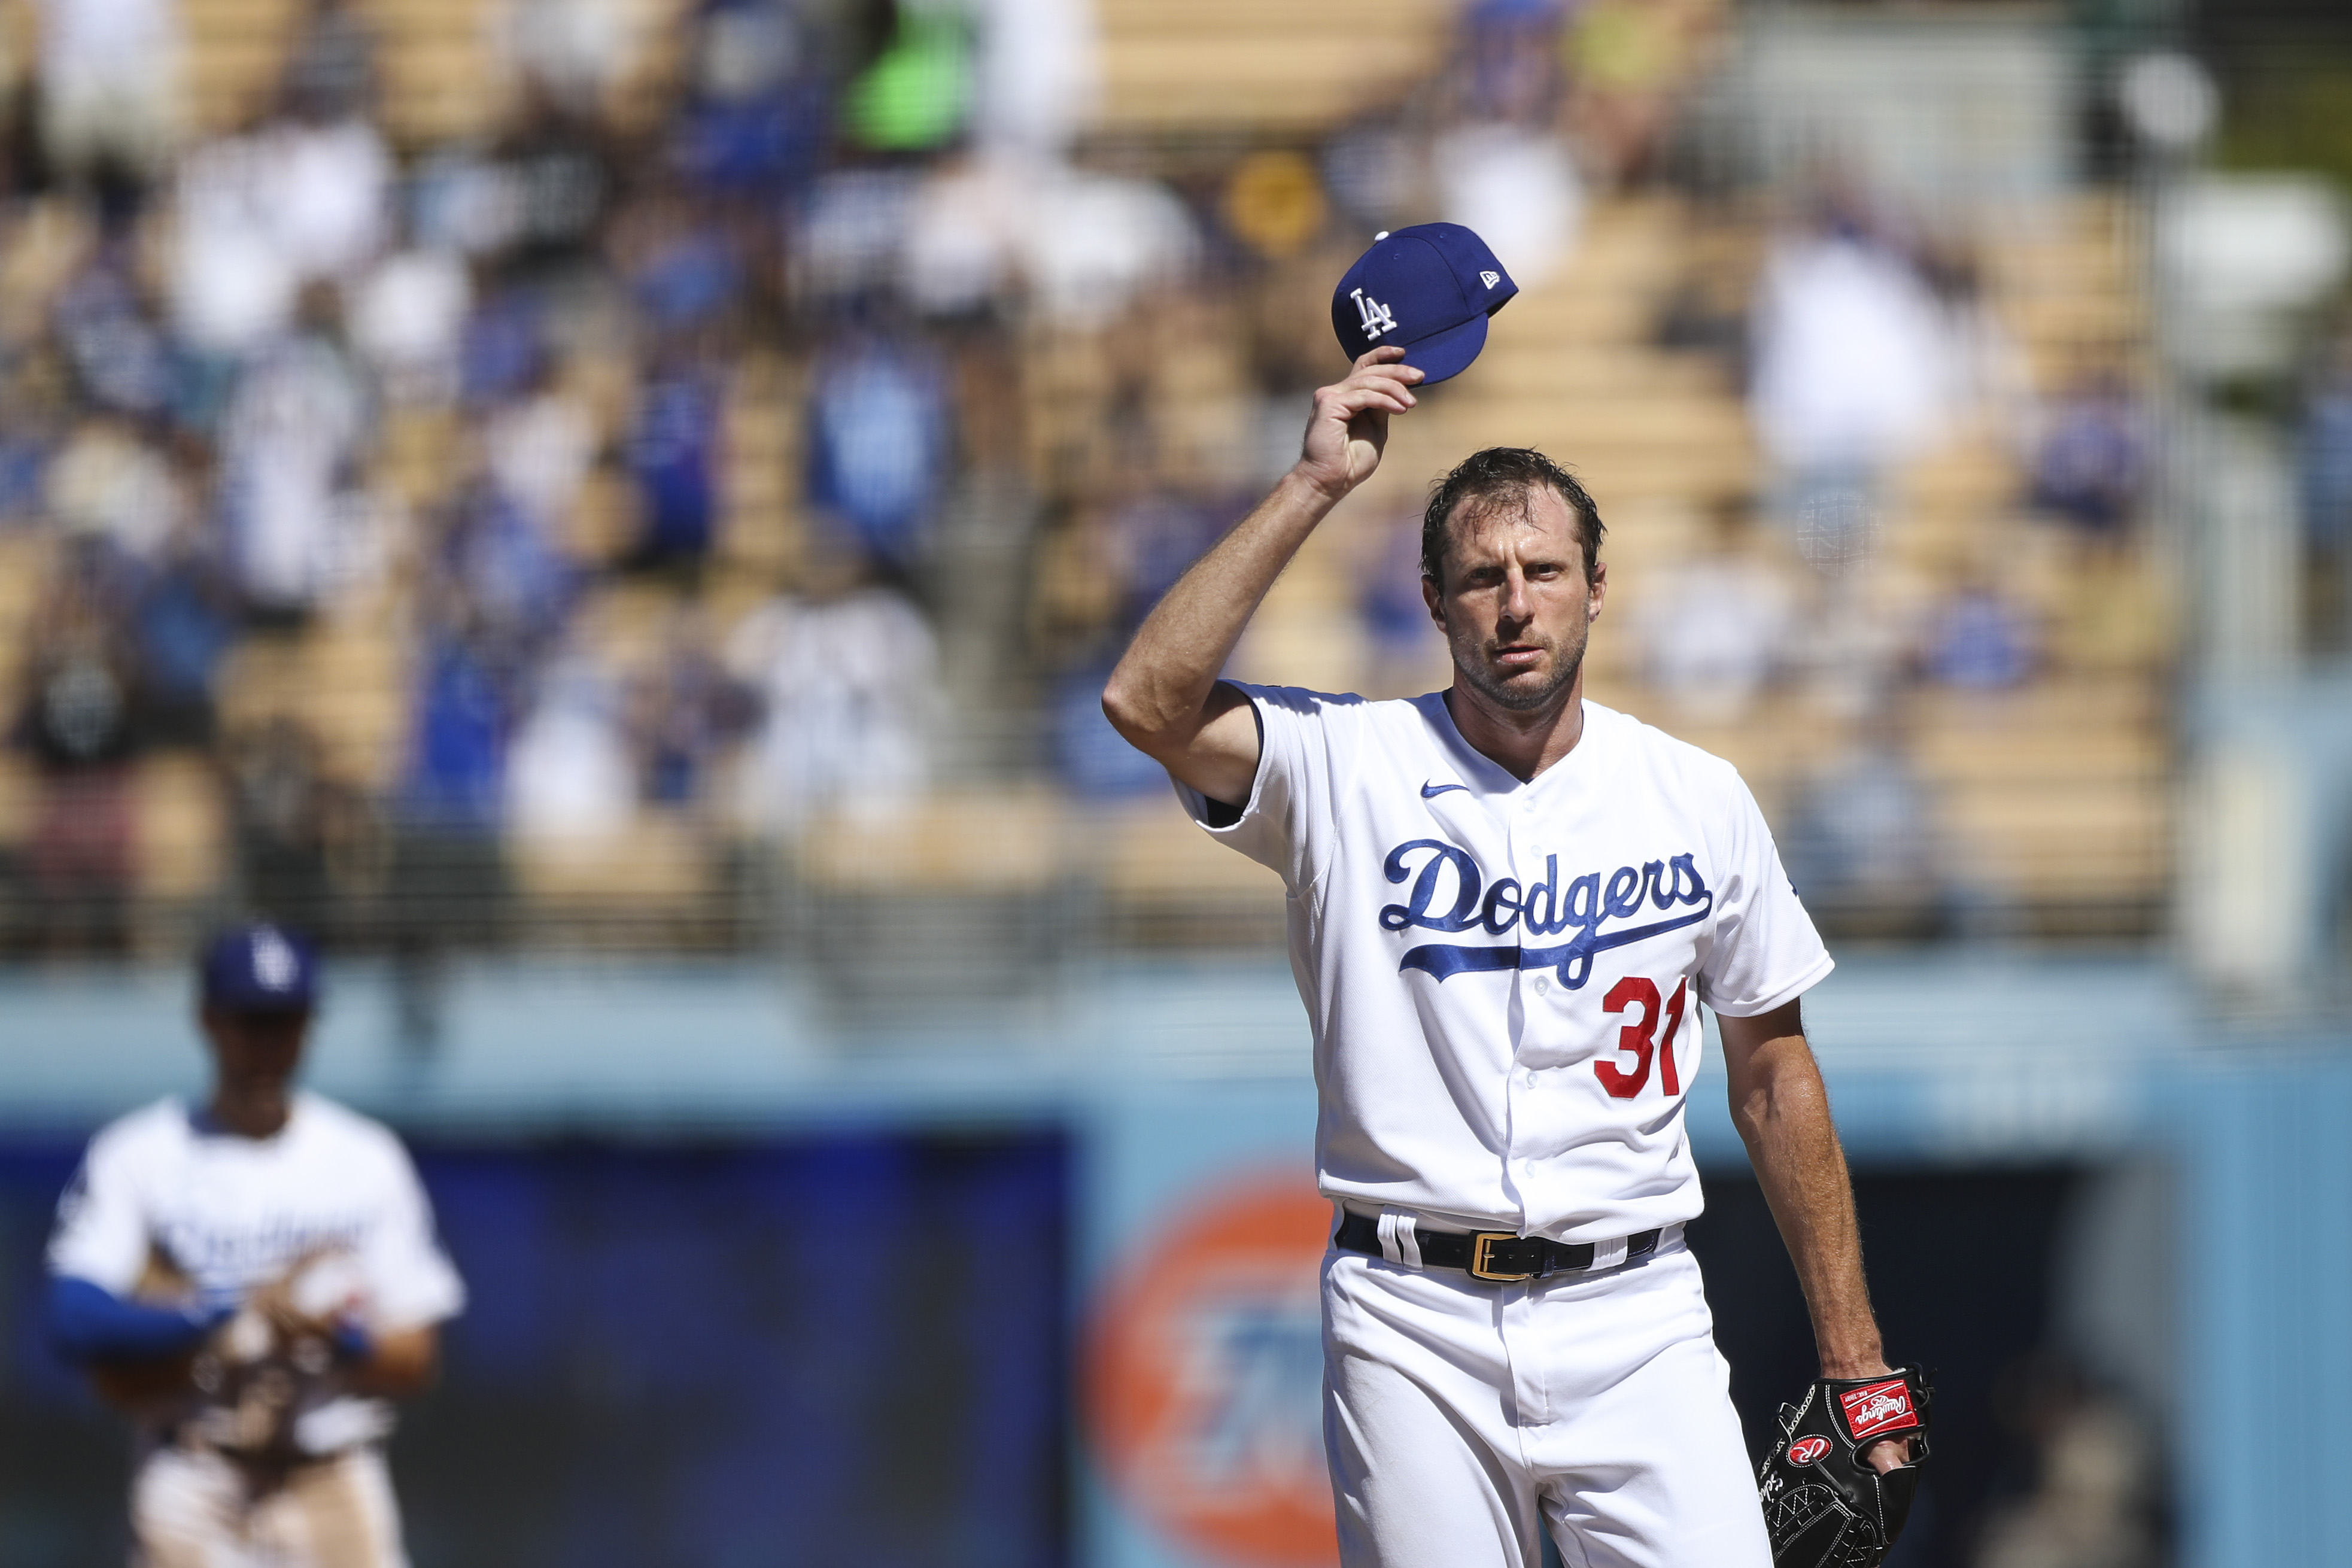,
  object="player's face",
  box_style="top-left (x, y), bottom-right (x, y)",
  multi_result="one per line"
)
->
top-left (1422, 486), bottom-right (1605, 713)
top-left (202, 1007), bottom-right (311, 1104)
